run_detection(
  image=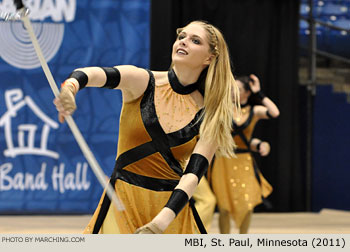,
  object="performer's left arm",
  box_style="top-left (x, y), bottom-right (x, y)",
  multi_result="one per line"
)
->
top-left (135, 138), bottom-right (217, 234)
top-left (250, 138), bottom-right (271, 157)
top-left (249, 74), bottom-right (280, 119)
